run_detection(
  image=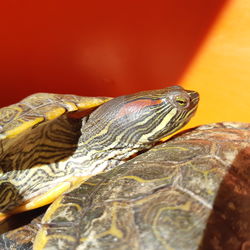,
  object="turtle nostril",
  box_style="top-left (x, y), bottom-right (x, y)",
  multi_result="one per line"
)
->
top-left (187, 91), bottom-right (199, 105)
